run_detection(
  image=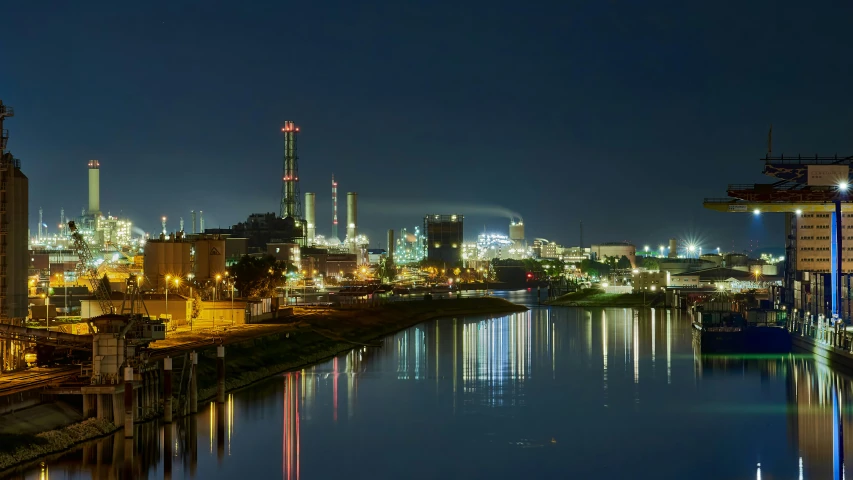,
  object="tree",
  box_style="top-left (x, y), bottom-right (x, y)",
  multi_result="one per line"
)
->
top-left (640, 257), bottom-right (660, 271)
top-left (190, 290), bottom-right (202, 319)
top-left (580, 259), bottom-right (610, 276)
top-left (616, 255), bottom-right (632, 270)
top-left (230, 255), bottom-right (292, 298)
